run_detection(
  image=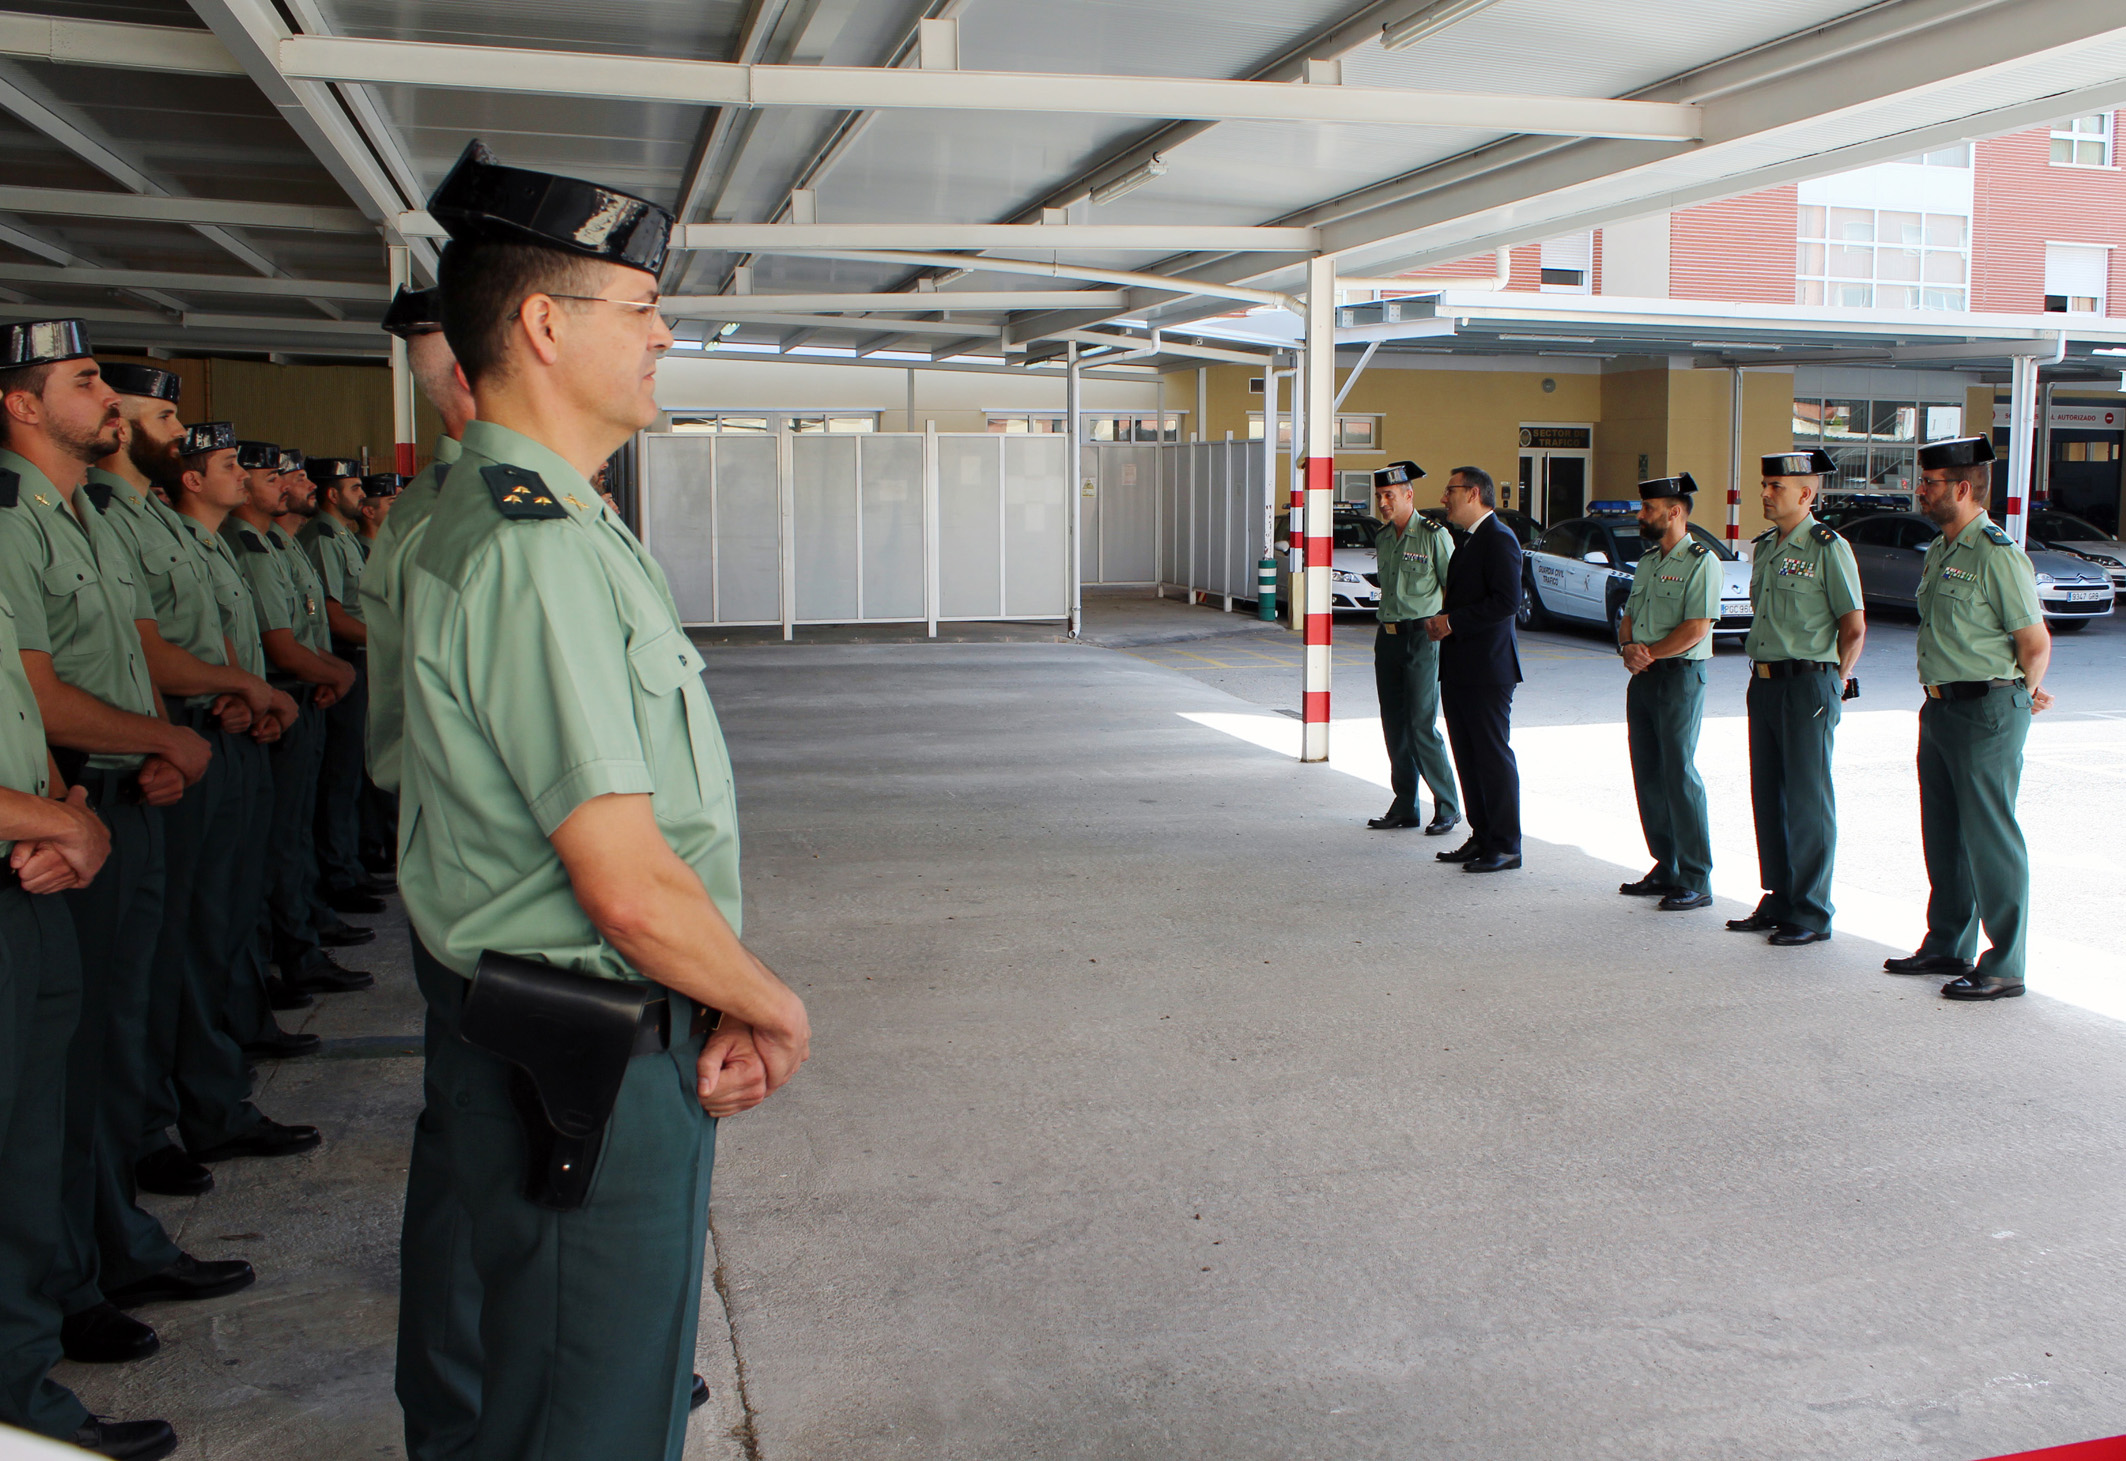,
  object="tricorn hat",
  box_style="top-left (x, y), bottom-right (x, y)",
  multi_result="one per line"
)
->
top-left (99, 362), bottom-right (182, 403)
top-left (1916, 435), bottom-right (1997, 470)
top-left (426, 139), bottom-right (673, 275)
top-left (1373, 460), bottom-right (1426, 488)
top-left (306, 457), bottom-right (362, 485)
top-left (361, 473), bottom-right (409, 497)
top-left (234, 440), bottom-right (280, 471)
top-left (1761, 449), bottom-right (1836, 478)
top-left (1638, 472), bottom-right (1699, 501)
top-left (1, 319), bottom-right (92, 370)
top-left (276, 448), bottom-right (305, 474)
top-left (180, 421), bottom-right (236, 457)
top-left (381, 286), bottom-right (444, 339)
